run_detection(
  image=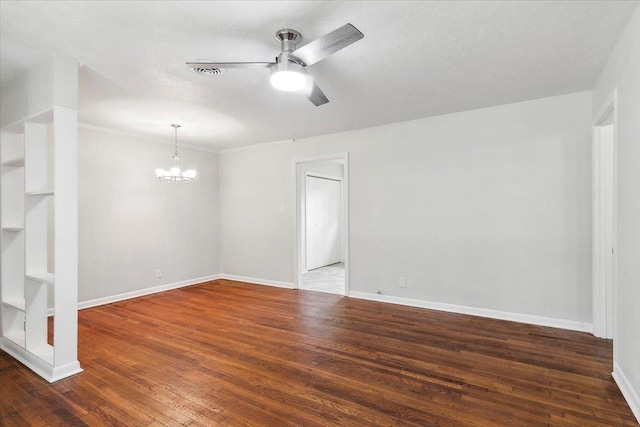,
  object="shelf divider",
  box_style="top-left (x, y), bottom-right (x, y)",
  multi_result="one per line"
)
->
top-left (32, 343), bottom-right (54, 364)
top-left (1, 158), bottom-right (25, 168)
top-left (4, 331), bottom-right (26, 348)
top-left (2, 298), bottom-right (26, 311)
top-left (26, 190), bottom-right (54, 197)
top-left (26, 272), bottom-right (55, 285)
